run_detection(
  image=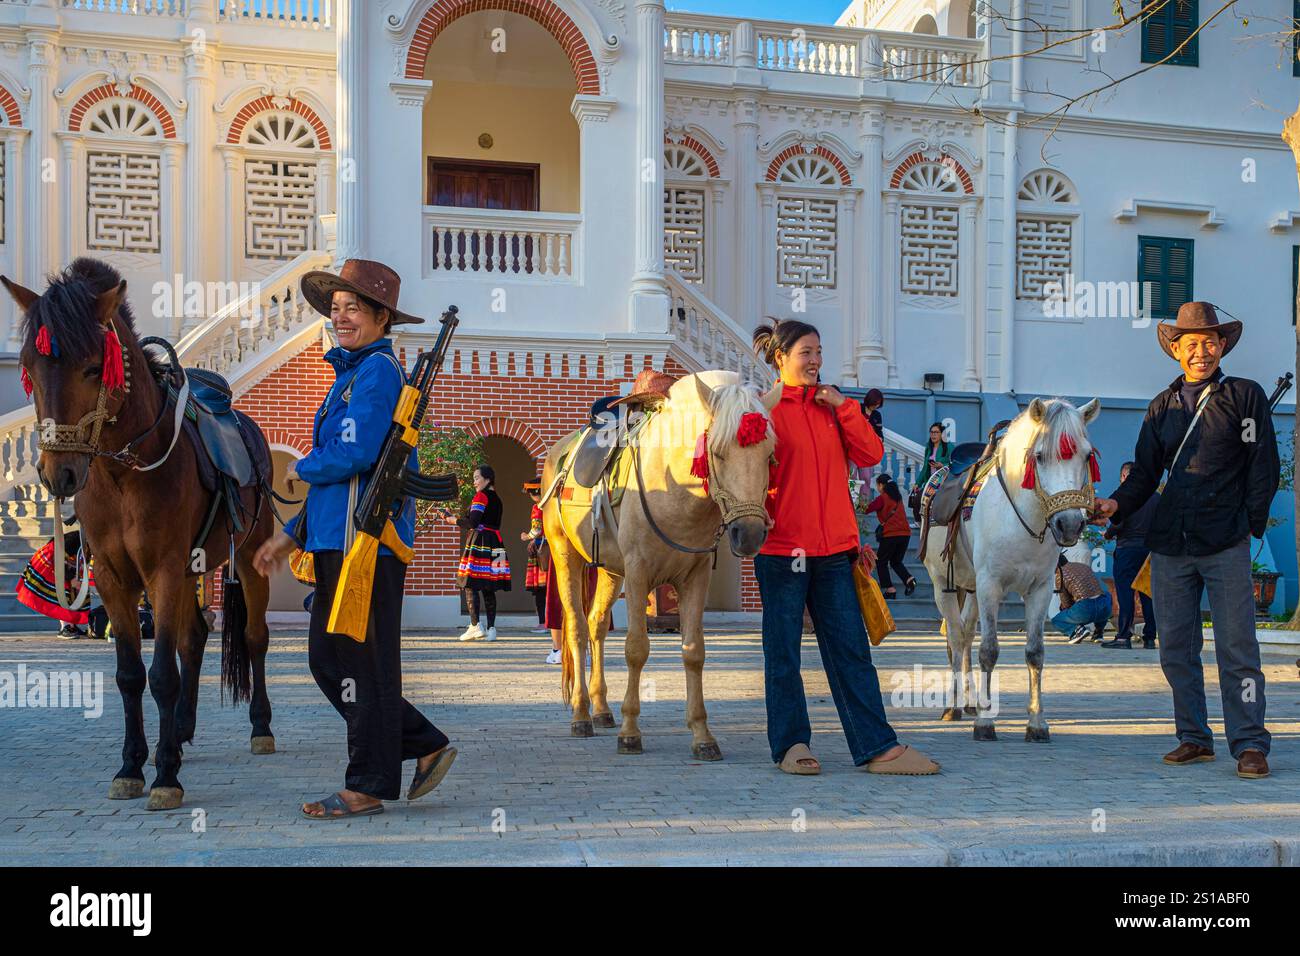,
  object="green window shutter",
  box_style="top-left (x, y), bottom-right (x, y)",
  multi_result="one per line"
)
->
top-left (1143, 0), bottom-right (1198, 67)
top-left (1138, 235), bottom-right (1194, 321)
